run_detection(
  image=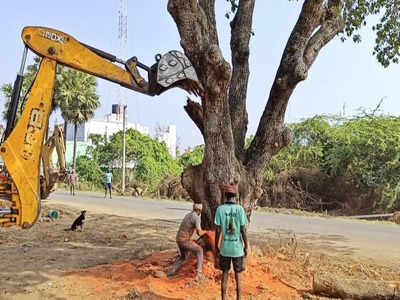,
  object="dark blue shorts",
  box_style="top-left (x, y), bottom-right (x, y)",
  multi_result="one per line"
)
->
top-left (105, 183), bottom-right (112, 189)
top-left (219, 255), bottom-right (245, 273)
